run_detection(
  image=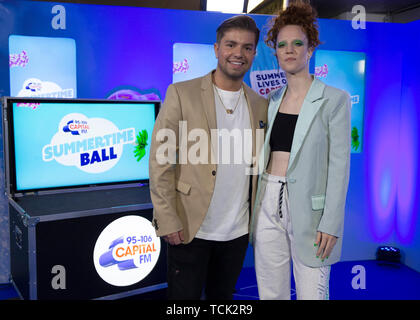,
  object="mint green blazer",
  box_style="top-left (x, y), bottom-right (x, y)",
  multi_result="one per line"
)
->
top-left (250, 77), bottom-right (351, 267)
